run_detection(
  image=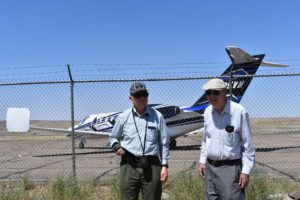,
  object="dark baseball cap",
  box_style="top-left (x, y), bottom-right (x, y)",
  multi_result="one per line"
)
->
top-left (130, 82), bottom-right (148, 95)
